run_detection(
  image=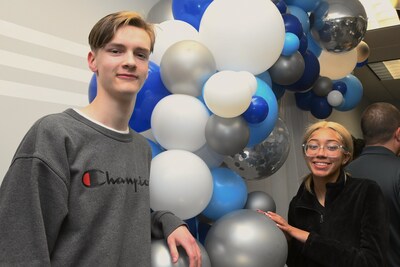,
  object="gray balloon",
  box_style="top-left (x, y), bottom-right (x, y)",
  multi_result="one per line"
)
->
top-left (311, 0), bottom-right (367, 52)
top-left (224, 118), bottom-right (290, 180)
top-left (245, 191), bottom-right (276, 212)
top-left (205, 115), bottom-right (249, 156)
top-left (312, 76), bottom-right (332, 96)
top-left (269, 52), bottom-right (305, 85)
top-left (147, 0), bottom-right (174, 24)
top-left (161, 40), bottom-right (216, 97)
top-left (205, 209), bottom-right (287, 267)
top-left (151, 239), bottom-right (211, 267)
